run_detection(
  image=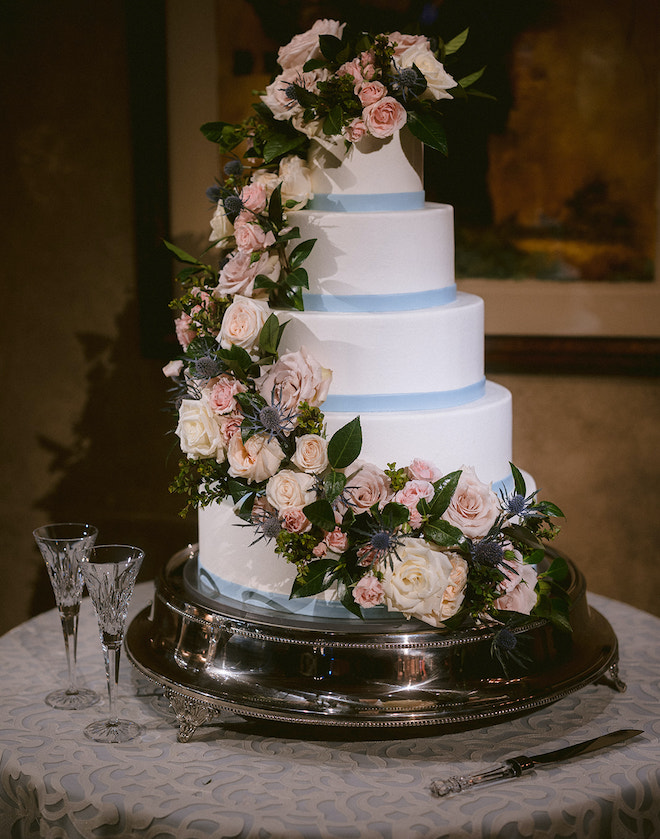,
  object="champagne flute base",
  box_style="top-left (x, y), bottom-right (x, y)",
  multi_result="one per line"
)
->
top-left (45, 687), bottom-right (100, 710)
top-left (84, 718), bottom-right (144, 743)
